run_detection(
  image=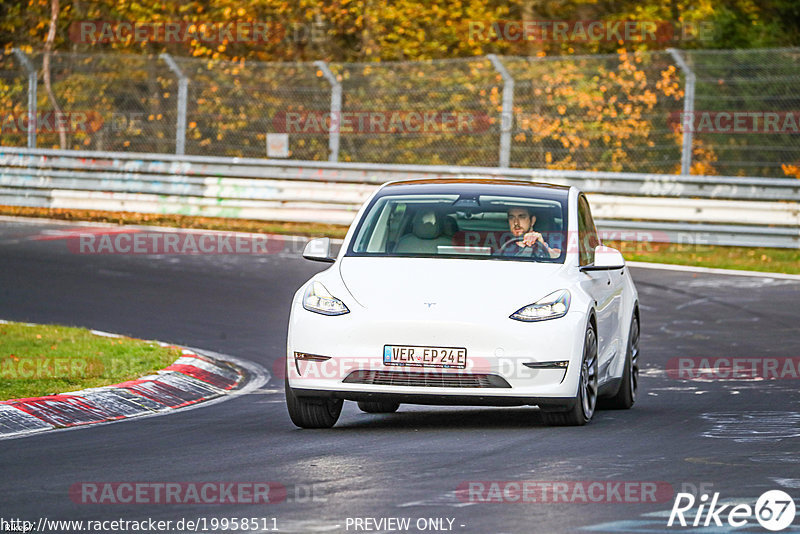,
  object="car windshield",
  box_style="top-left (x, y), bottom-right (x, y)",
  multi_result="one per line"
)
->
top-left (347, 192), bottom-right (567, 263)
